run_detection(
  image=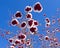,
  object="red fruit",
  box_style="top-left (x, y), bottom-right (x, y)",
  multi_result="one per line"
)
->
top-left (15, 39), bottom-right (20, 45)
top-left (44, 36), bottom-right (49, 40)
top-left (33, 2), bottom-right (43, 13)
top-left (18, 33), bottom-right (26, 40)
top-left (27, 19), bottom-right (34, 28)
top-left (20, 21), bottom-right (27, 29)
top-left (33, 20), bottom-right (39, 26)
top-left (11, 18), bottom-right (19, 26)
top-left (29, 26), bottom-right (38, 34)
top-left (26, 13), bottom-right (32, 19)
top-left (9, 38), bottom-right (14, 44)
top-left (15, 11), bottom-right (22, 19)
top-left (25, 6), bottom-right (32, 12)
top-left (45, 18), bottom-right (50, 23)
